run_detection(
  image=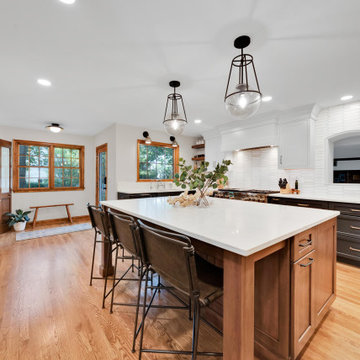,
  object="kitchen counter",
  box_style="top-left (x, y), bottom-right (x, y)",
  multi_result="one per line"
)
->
top-left (102, 197), bottom-right (339, 256)
top-left (268, 192), bottom-right (360, 204)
